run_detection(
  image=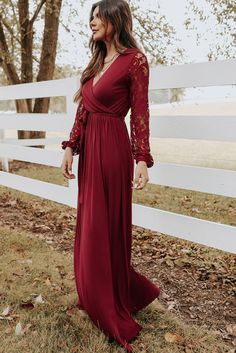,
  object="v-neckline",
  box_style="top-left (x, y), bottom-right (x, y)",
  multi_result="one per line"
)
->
top-left (92, 48), bottom-right (129, 90)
